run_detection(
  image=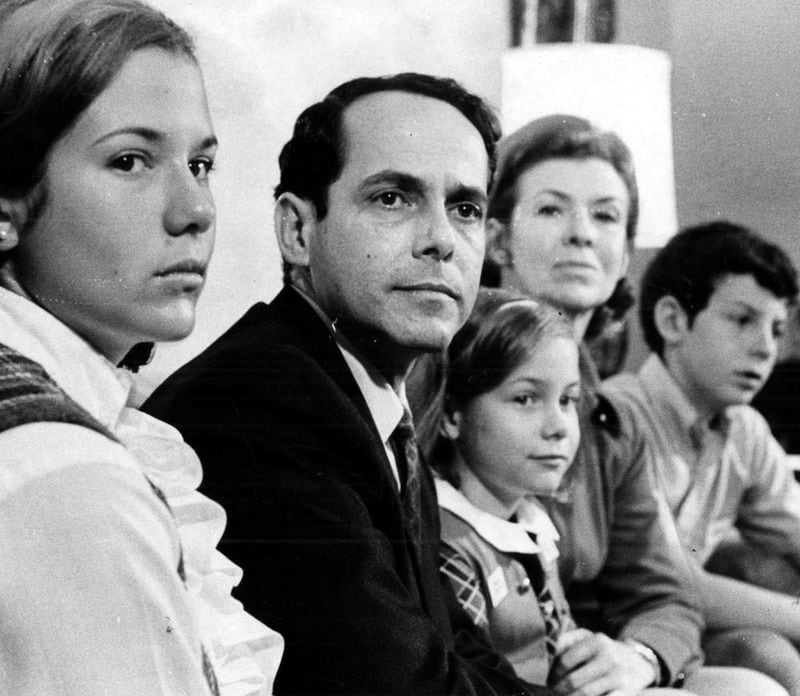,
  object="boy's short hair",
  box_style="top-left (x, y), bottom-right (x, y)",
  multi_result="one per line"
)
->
top-left (640, 220), bottom-right (799, 356)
